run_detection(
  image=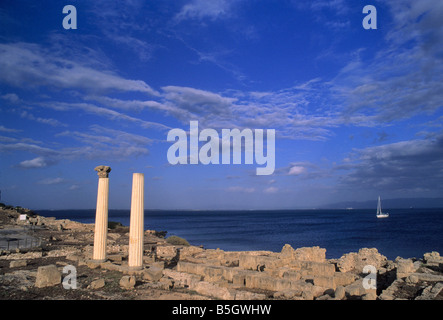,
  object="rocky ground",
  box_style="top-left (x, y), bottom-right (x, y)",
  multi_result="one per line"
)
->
top-left (1, 205), bottom-right (442, 301)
